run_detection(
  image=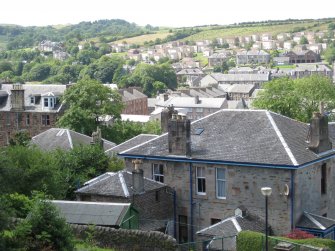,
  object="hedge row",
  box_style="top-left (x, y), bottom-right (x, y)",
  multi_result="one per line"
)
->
top-left (237, 231), bottom-right (335, 251)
